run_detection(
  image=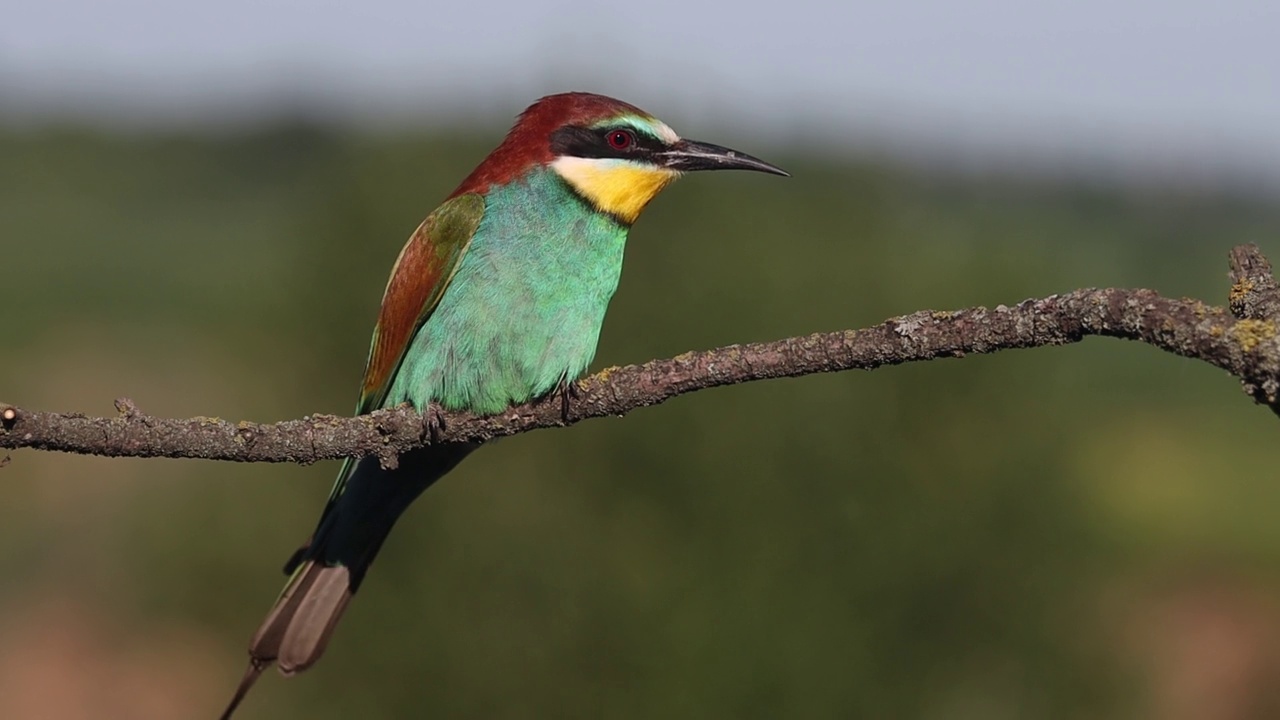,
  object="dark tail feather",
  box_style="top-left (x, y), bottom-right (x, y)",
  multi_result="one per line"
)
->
top-left (220, 443), bottom-right (477, 718)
